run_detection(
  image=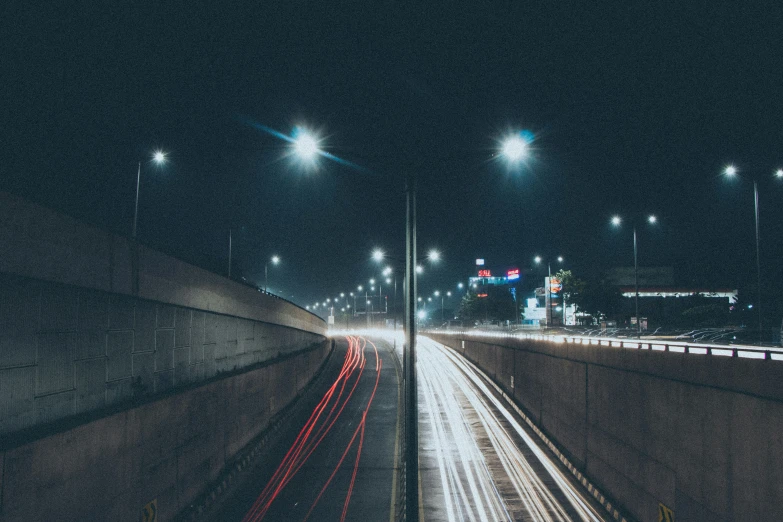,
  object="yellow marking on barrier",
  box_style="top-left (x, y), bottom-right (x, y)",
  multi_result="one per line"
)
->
top-left (142, 499), bottom-right (157, 522)
top-left (658, 502), bottom-right (674, 522)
